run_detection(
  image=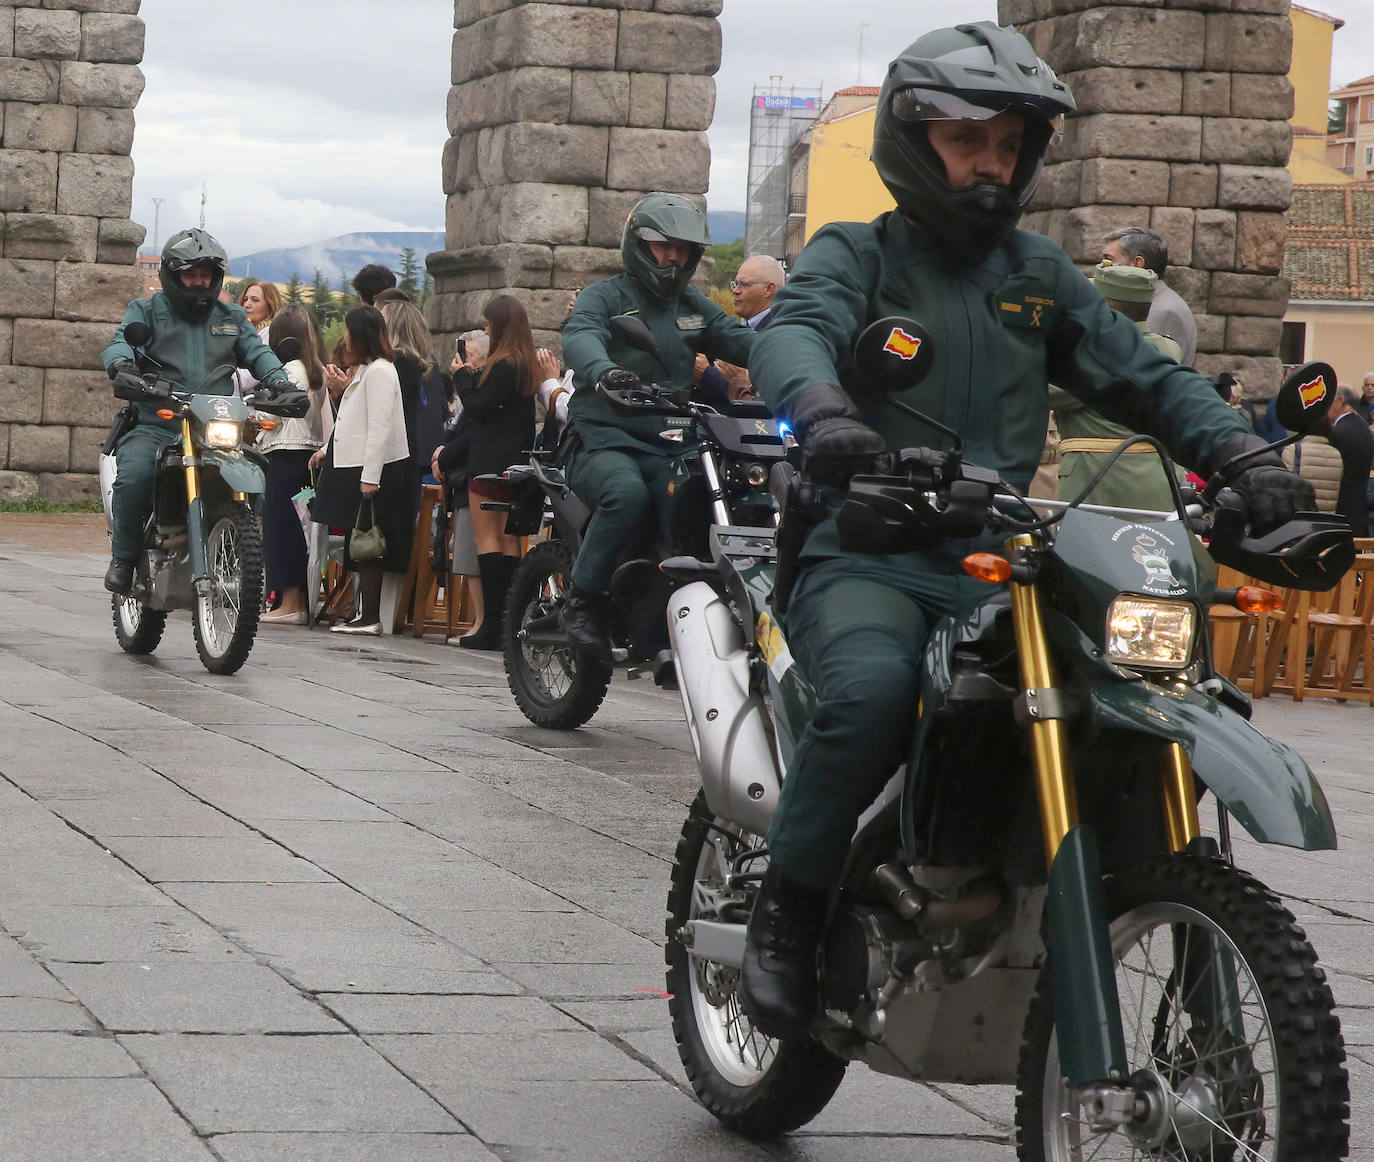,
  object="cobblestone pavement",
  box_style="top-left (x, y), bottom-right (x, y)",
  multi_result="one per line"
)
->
top-left (0, 526), bottom-right (1370, 1160)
